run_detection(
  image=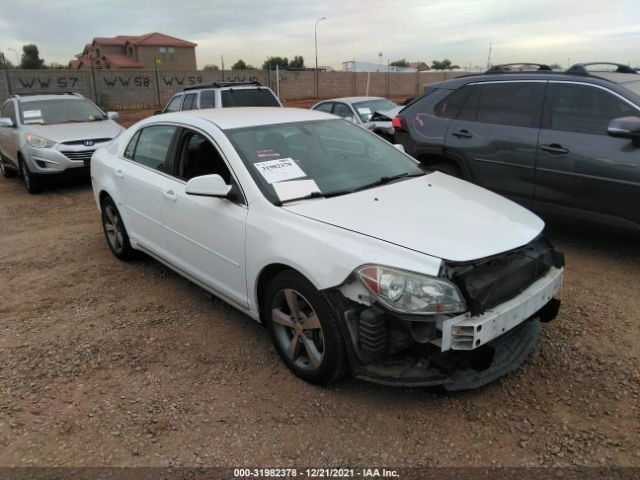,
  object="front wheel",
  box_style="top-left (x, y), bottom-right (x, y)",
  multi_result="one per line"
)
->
top-left (265, 271), bottom-right (347, 385)
top-left (20, 159), bottom-right (43, 193)
top-left (101, 196), bottom-right (135, 260)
